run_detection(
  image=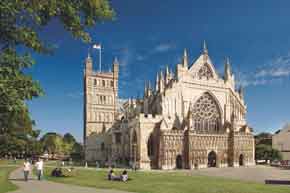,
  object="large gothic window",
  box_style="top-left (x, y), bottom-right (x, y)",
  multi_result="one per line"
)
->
top-left (192, 93), bottom-right (221, 133)
top-left (197, 64), bottom-right (213, 80)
